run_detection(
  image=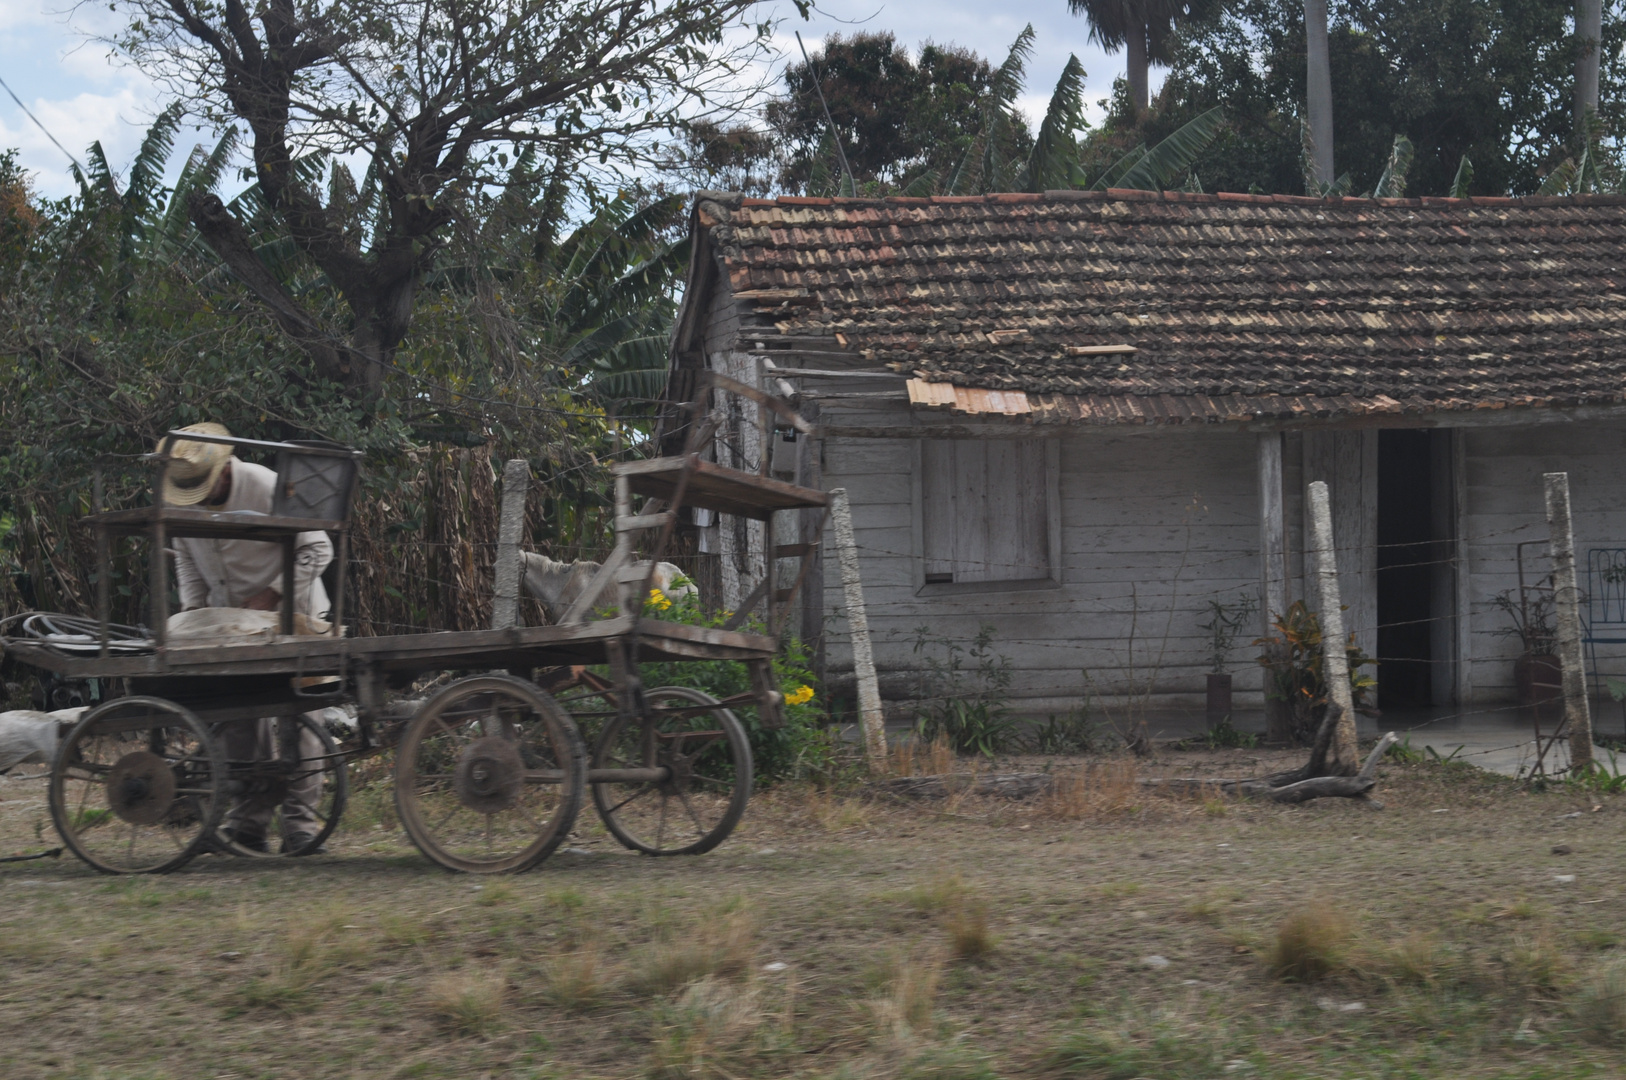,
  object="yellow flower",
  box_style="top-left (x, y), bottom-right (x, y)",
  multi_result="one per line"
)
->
top-left (785, 685), bottom-right (814, 706)
top-left (646, 588), bottom-right (672, 610)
